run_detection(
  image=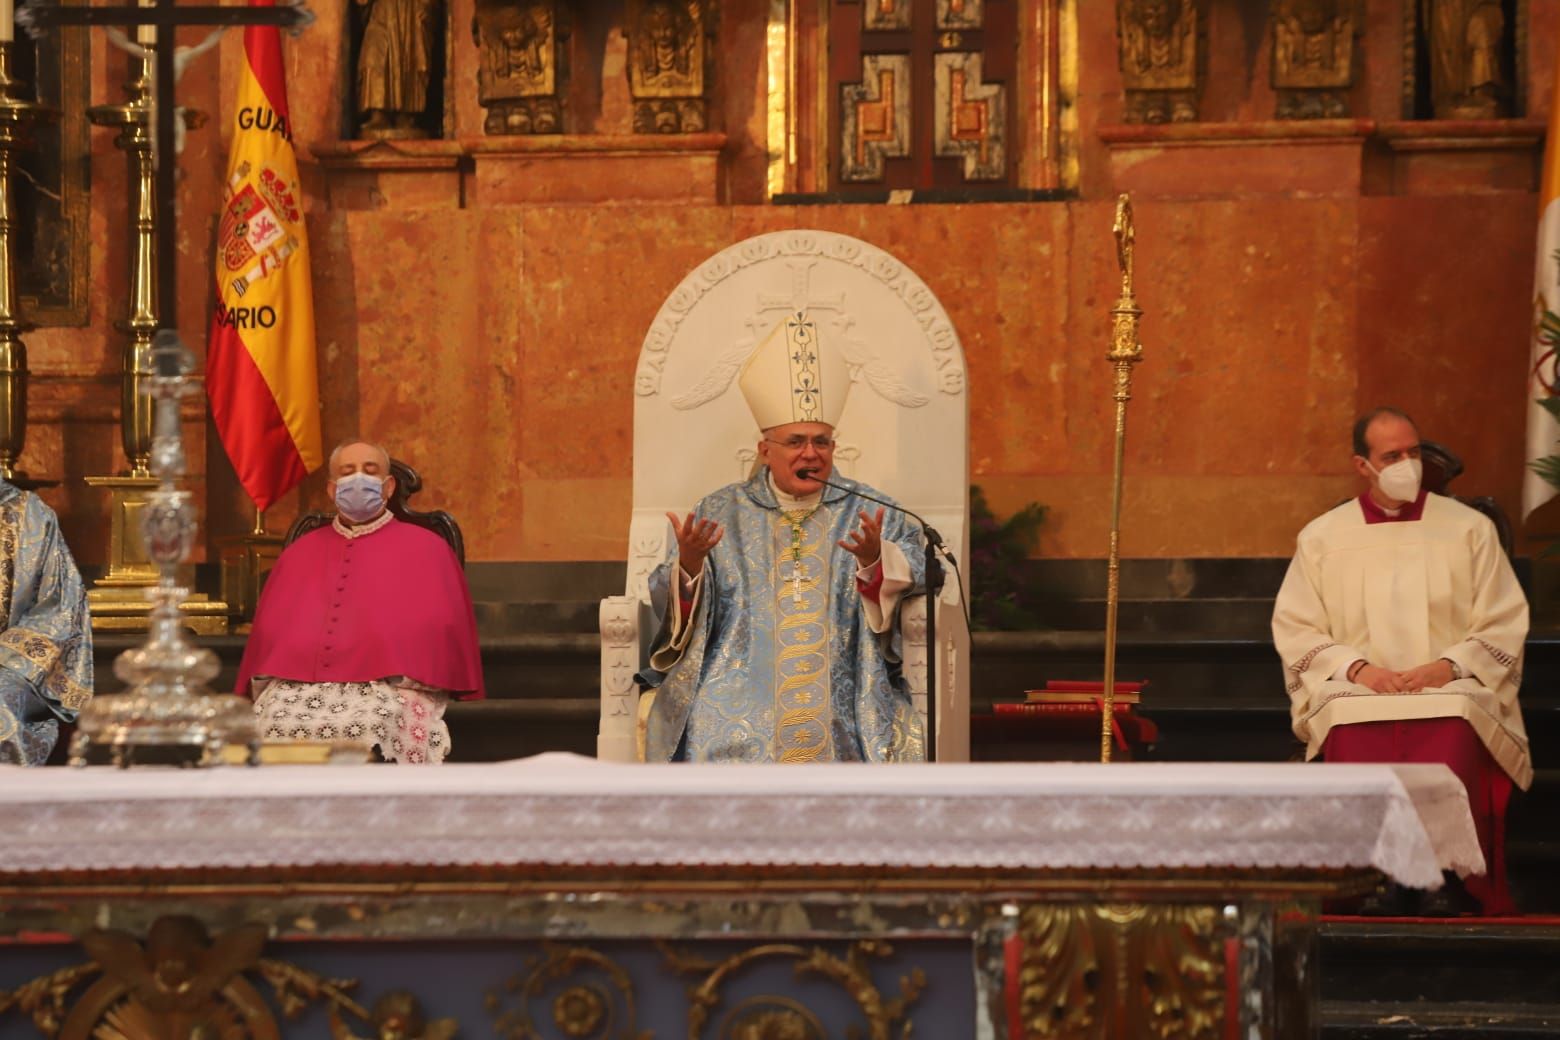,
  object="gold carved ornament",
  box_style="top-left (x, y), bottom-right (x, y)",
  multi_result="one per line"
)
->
top-left (486, 944), bottom-right (646, 1040)
top-left (662, 939), bottom-right (925, 1040)
top-left (1014, 904), bottom-right (1226, 1040)
top-left (0, 915), bottom-right (454, 1040)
